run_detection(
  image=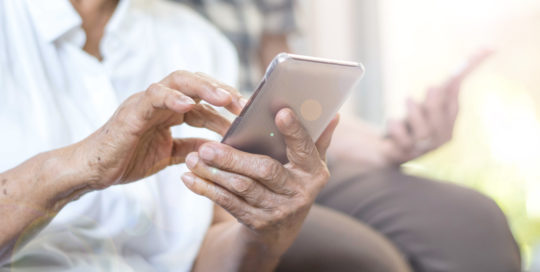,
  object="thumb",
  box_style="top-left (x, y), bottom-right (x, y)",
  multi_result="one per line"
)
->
top-left (275, 108), bottom-right (320, 169)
